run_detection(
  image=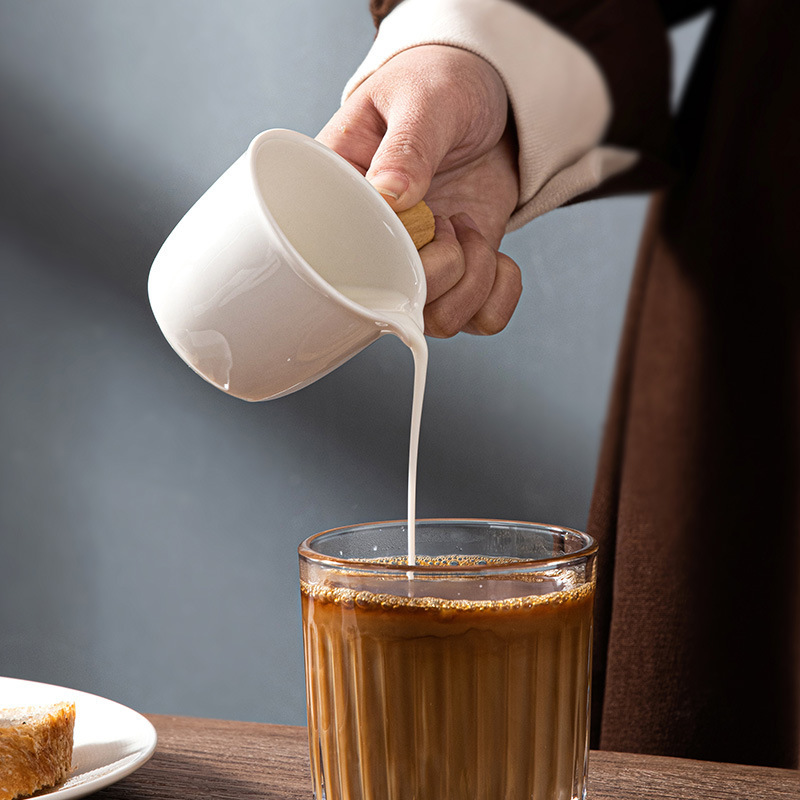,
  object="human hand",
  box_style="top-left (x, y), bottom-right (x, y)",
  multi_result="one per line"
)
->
top-left (318, 45), bottom-right (522, 338)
